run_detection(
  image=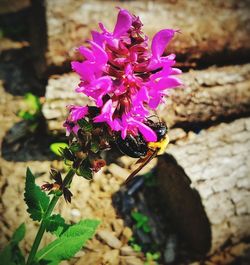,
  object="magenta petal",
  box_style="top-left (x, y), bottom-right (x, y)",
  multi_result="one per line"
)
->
top-left (71, 61), bottom-right (94, 82)
top-left (89, 41), bottom-right (108, 65)
top-left (151, 29), bottom-right (176, 58)
top-left (113, 9), bottom-right (132, 37)
top-left (154, 76), bottom-right (182, 90)
top-left (91, 30), bottom-right (104, 47)
top-left (133, 120), bottom-right (157, 142)
top-left (78, 46), bottom-right (94, 61)
top-left (69, 105), bottom-right (88, 122)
